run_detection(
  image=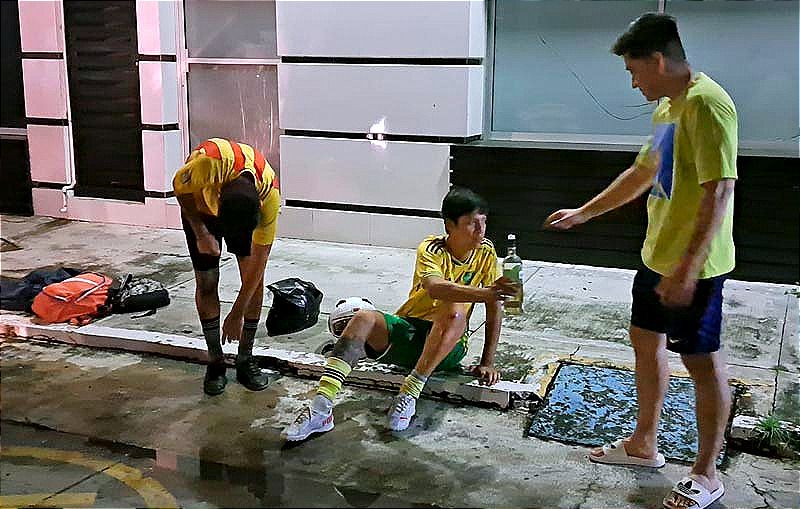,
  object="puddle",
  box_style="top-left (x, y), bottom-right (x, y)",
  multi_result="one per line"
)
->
top-left (527, 363), bottom-right (738, 464)
top-left (3, 420), bottom-right (436, 508)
